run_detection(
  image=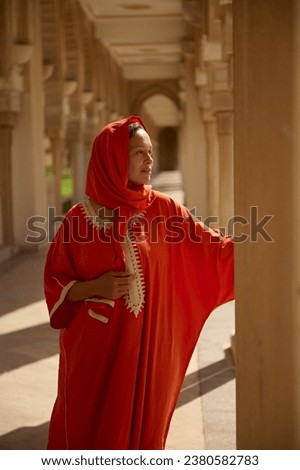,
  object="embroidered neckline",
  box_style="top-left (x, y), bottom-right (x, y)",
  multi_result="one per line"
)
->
top-left (80, 199), bottom-right (113, 232)
top-left (80, 200), bottom-right (146, 318)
